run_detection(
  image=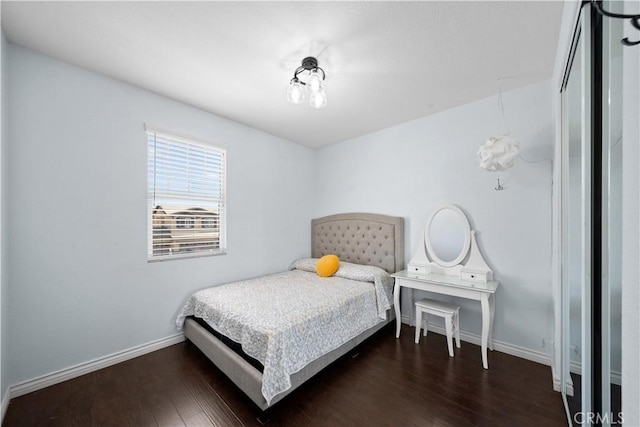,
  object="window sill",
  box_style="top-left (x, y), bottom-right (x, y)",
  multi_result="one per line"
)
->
top-left (148, 250), bottom-right (227, 263)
